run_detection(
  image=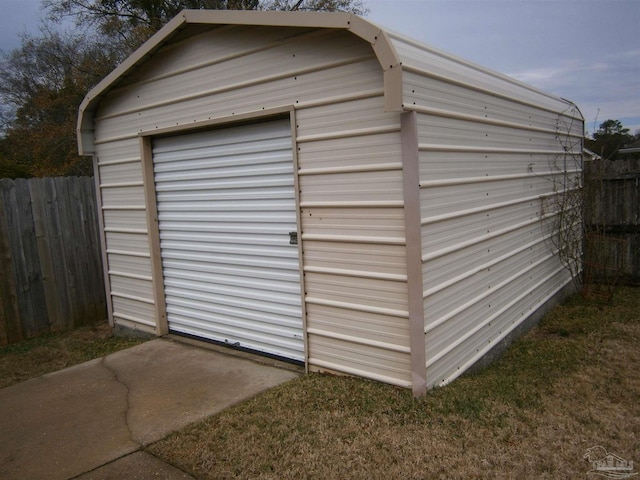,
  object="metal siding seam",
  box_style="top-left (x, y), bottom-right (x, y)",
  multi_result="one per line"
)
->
top-left (93, 155), bottom-right (114, 327)
top-left (290, 108), bottom-right (309, 371)
top-left (111, 291), bottom-right (155, 304)
top-left (405, 104), bottom-right (583, 139)
top-left (294, 89), bottom-right (383, 110)
top-left (400, 63), bottom-right (576, 118)
top-left (97, 54), bottom-right (375, 121)
top-left (309, 359), bottom-right (412, 388)
top-left (112, 313), bottom-right (157, 329)
top-left (305, 296), bottom-right (408, 318)
top-left (104, 228), bottom-right (148, 234)
top-left (141, 136), bottom-right (168, 335)
top-left (306, 327), bottom-right (411, 354)
top-left (401, 111), bottom-right (427, 396)
top-left (298, 162), bottom-right (402, 176)
top-left (300, 200), bottom-right (404, 208)
top-left (105, 249), bottom-right (151, 258)
top-left (296, 125), bottom-right (400, 143)
top-left (100, 181), bottom-right (144, 188)
top-left (102, 205), bottom-right (146, 211)
top-left (419, 169), bottom-right (581, 188)
top-left (108, 270), bottom-right (153, 282)
top-left (418, 144), bottom-right (579, 155)
top-left (107, 28), bottom-right (326, 95)
top-left (301, 233), bottom-right (405, 245)
top-left (97, 157), bottom-right (141, 166)
top-left (139, 106), bottom-right (293, 138)
top-left (303, 265), bottom-right (407, 282)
